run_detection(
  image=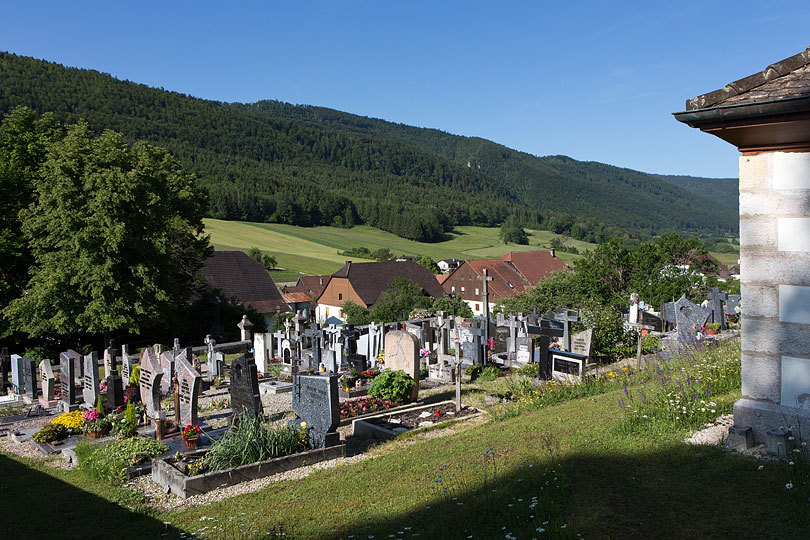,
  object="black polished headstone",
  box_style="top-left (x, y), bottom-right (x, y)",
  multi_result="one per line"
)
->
top-left (229, 354), bottom-right (263, 418)
top-left (22, 357), bottom-right (37, 400)
top-left (105, 340), bottom-right (124, 408)
top-left (292, 374), bottom-right (340, 449)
